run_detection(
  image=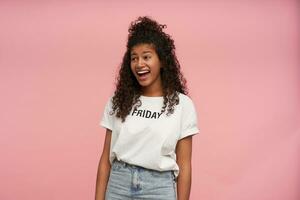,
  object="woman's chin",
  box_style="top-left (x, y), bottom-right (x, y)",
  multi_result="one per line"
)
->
top-left (139, 82), bottom-right (150, 87)
top-left (136, 77), bottom-right (149, 85)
